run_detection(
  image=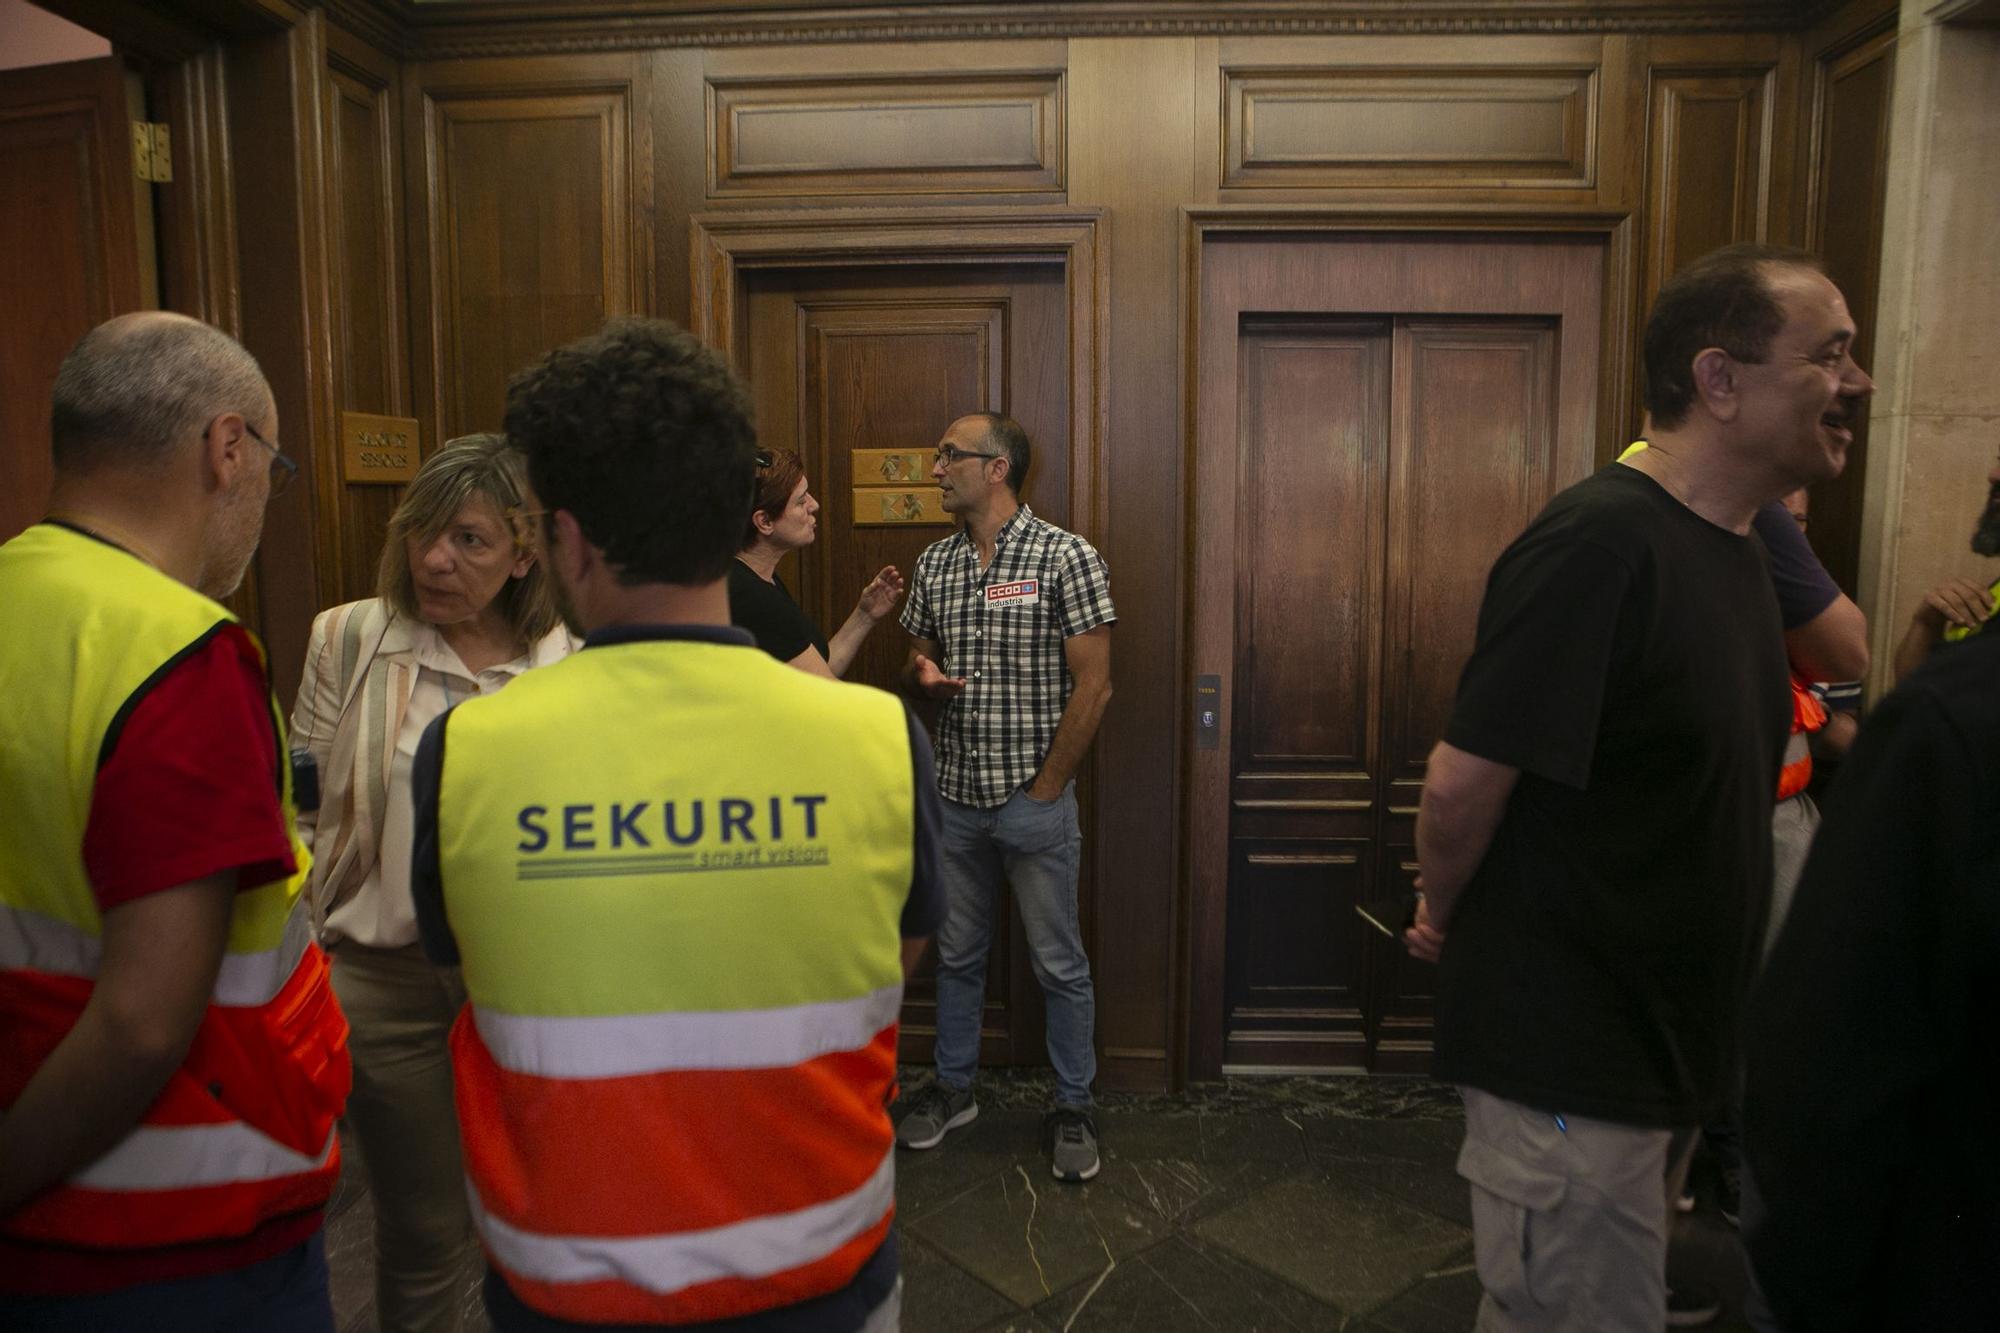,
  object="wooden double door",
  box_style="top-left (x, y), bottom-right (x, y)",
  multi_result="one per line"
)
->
top-left (1191, 229), bottom-right (1609, 1075)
